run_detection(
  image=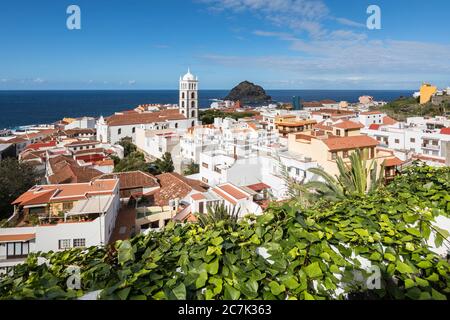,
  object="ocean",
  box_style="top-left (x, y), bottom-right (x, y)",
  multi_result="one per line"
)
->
top-left (0, 90), bottom-right (414, 129)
